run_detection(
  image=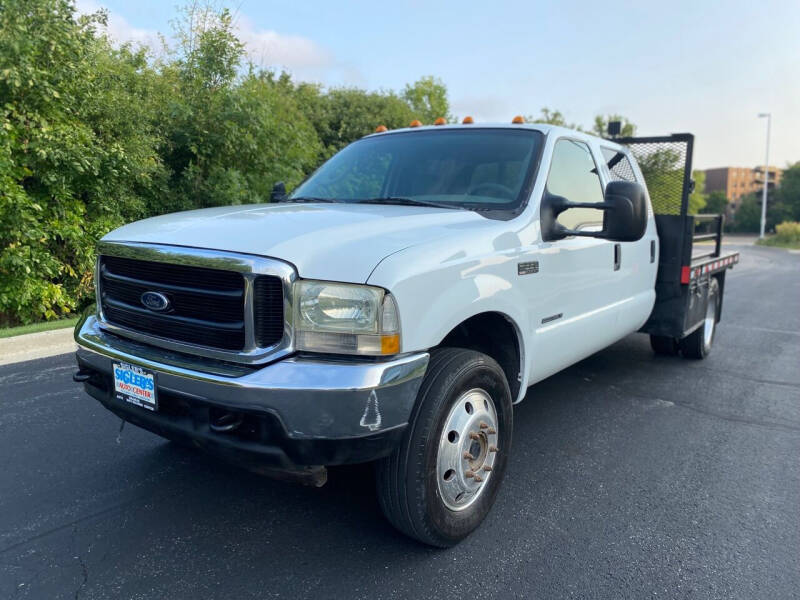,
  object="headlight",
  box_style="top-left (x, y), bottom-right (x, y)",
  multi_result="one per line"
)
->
top-left (294, 280), bottom-right (401, 355)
